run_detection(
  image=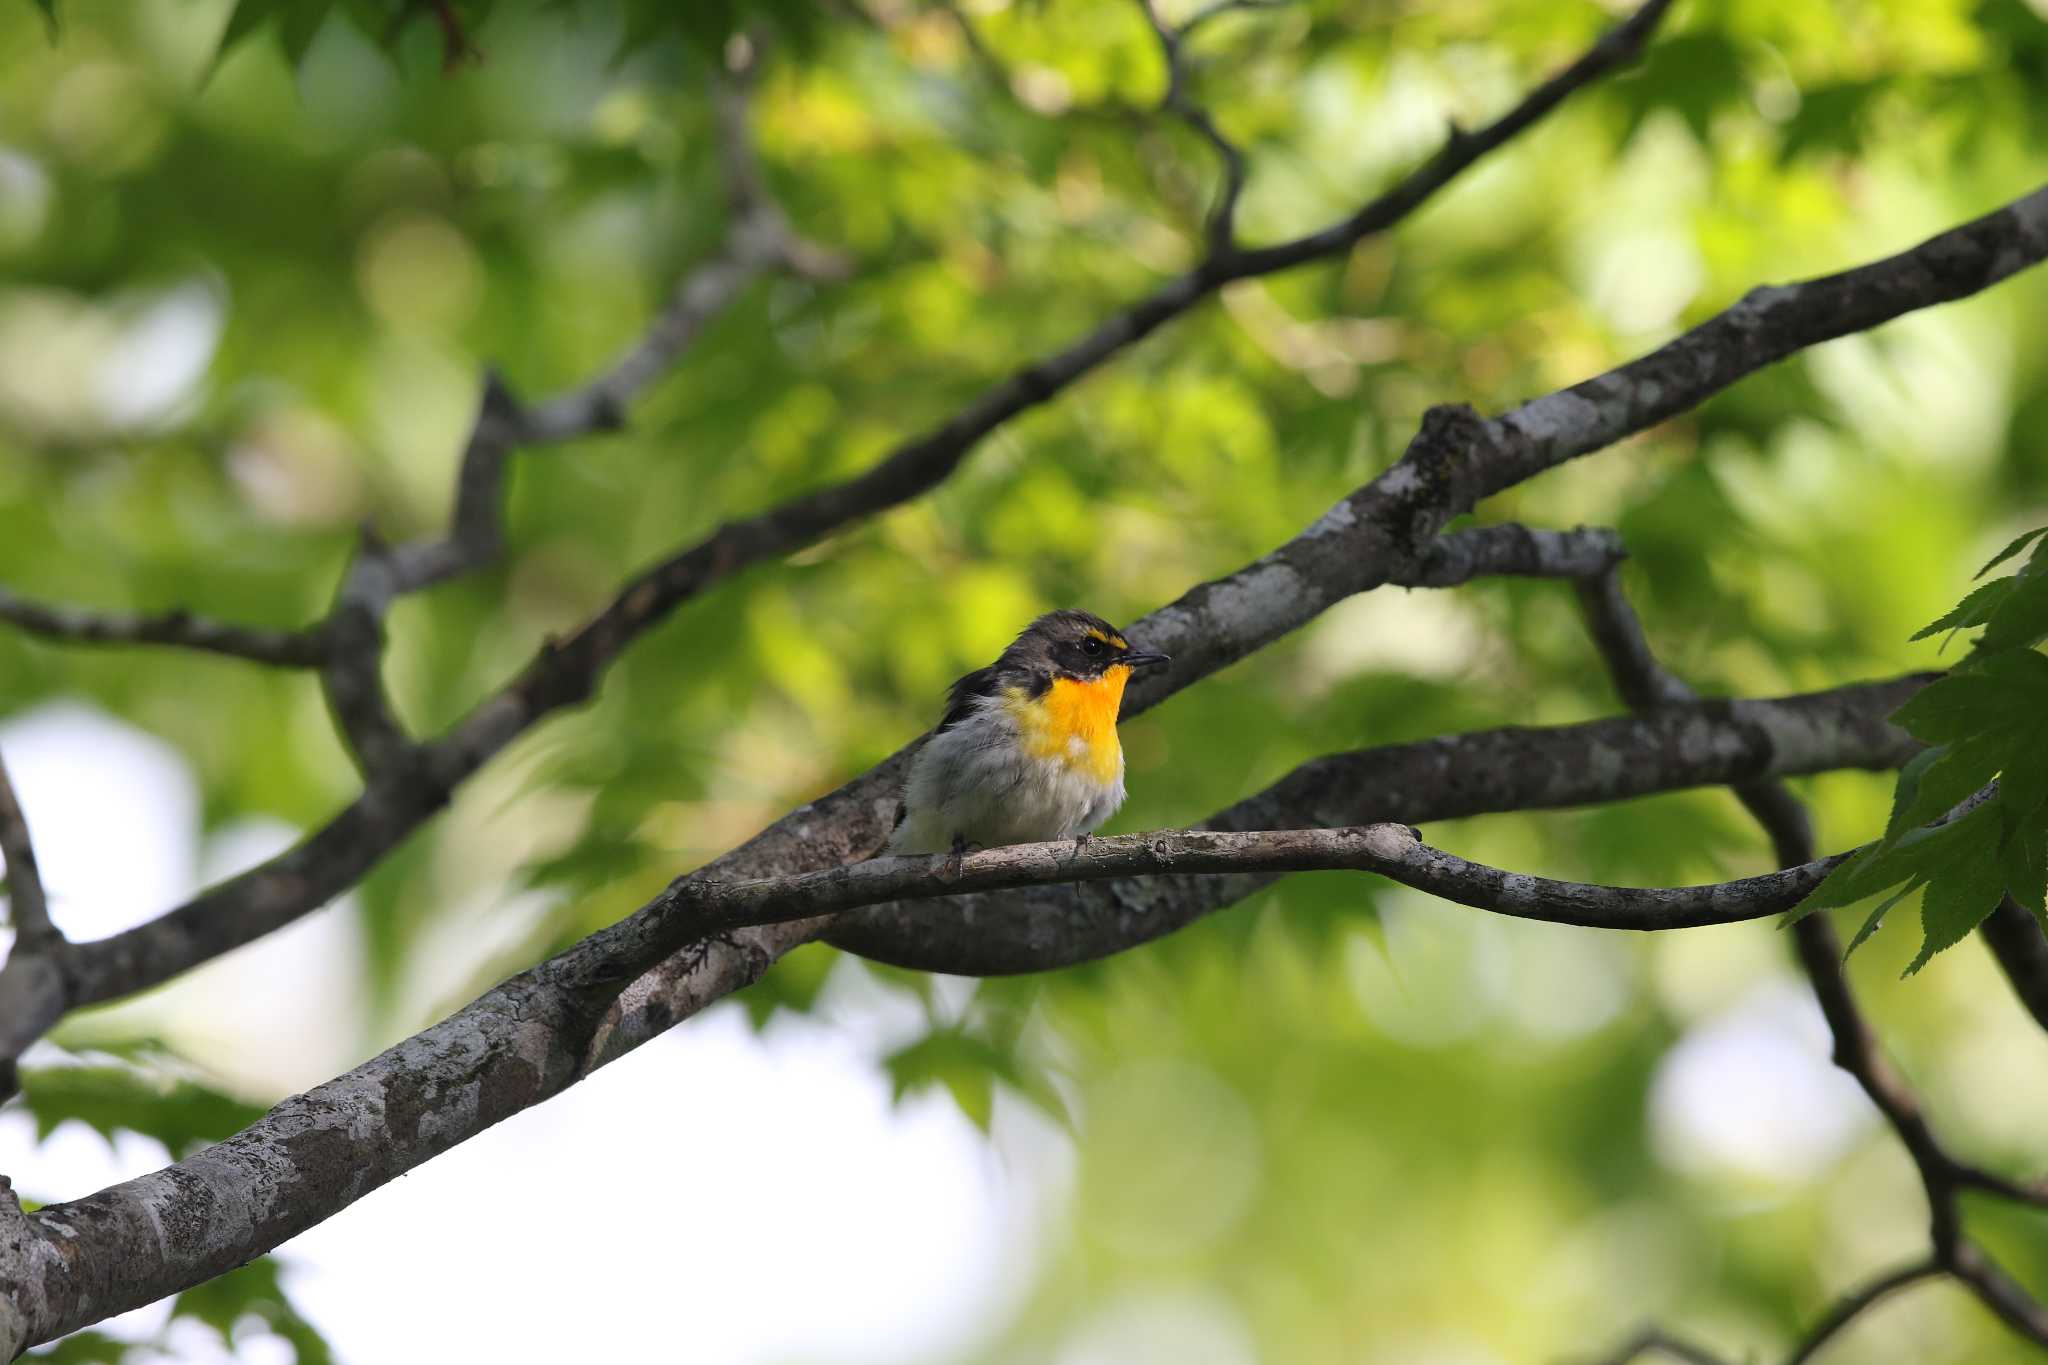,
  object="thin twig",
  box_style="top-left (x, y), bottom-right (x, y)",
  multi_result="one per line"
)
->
top-left (0, 589), bottom-right (329, 667)
top-left (0, 748), bottom-right (55, 947)
top-left (1134, 0), bottom-right (1252, 252)
top-left (1581, 1325), bottom-right (1733, 1365)
top-left (1575, 563), bottom-right (2048, 1357)
top-left (1783, 1258), bottom-right (1941, 1364)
